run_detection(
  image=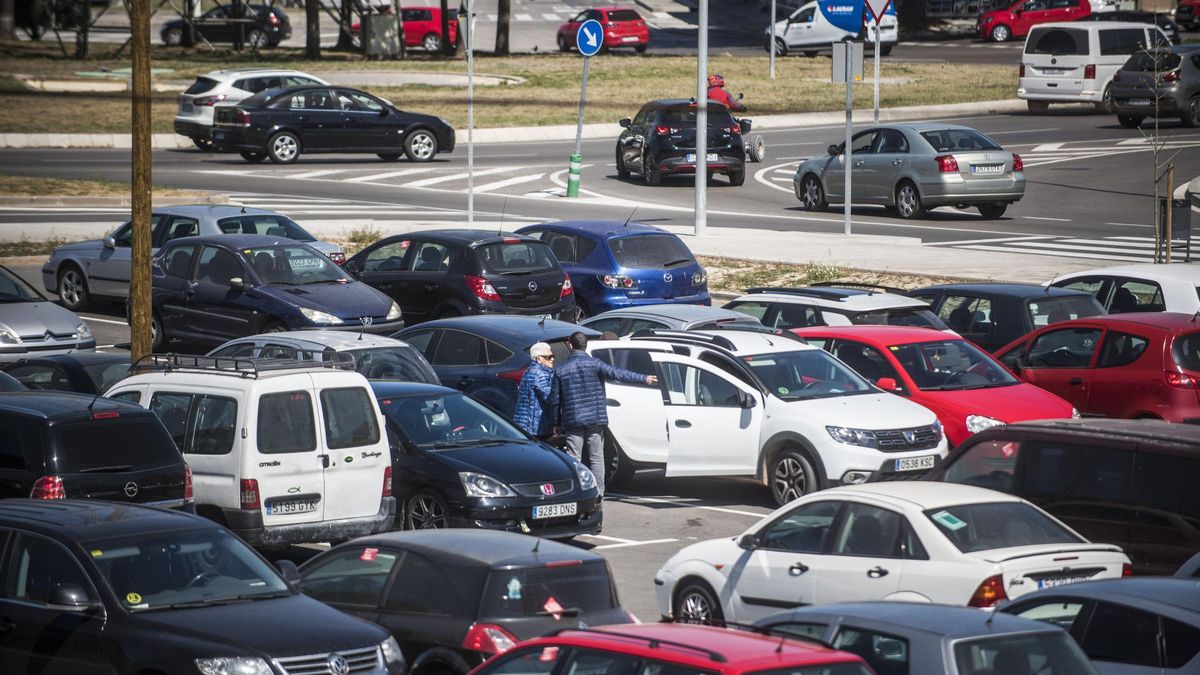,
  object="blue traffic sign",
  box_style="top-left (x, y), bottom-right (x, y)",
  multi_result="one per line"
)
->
top-left (576, 19), bottom-right (603, 56)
